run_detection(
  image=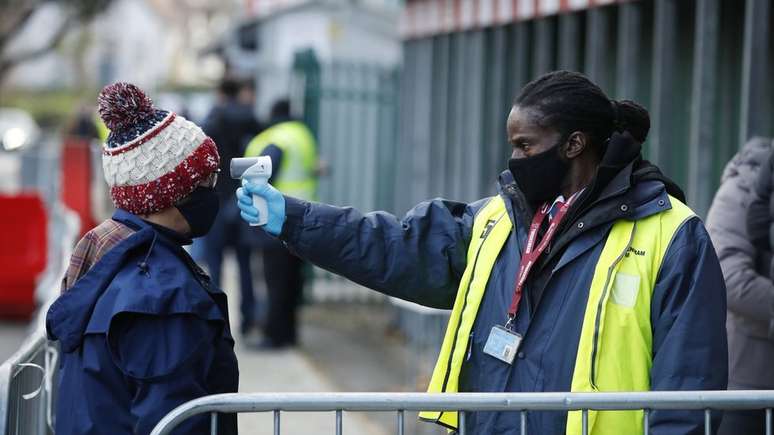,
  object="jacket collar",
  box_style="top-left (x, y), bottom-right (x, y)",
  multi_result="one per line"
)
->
top-left (112, 209), bottom-right (150, 231)
top-left (498, 131), bottom-right (683, 229)
top-left (112, 209), bottom-right (192, 246)
top-left (497, 133), bottom-right (682, 273)
top-left (46, 227), bottom-right (155, 352)
top-left (499, 163), bottom-right (673, 231)
top-left (49, 212), bottom-right (200, 352)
